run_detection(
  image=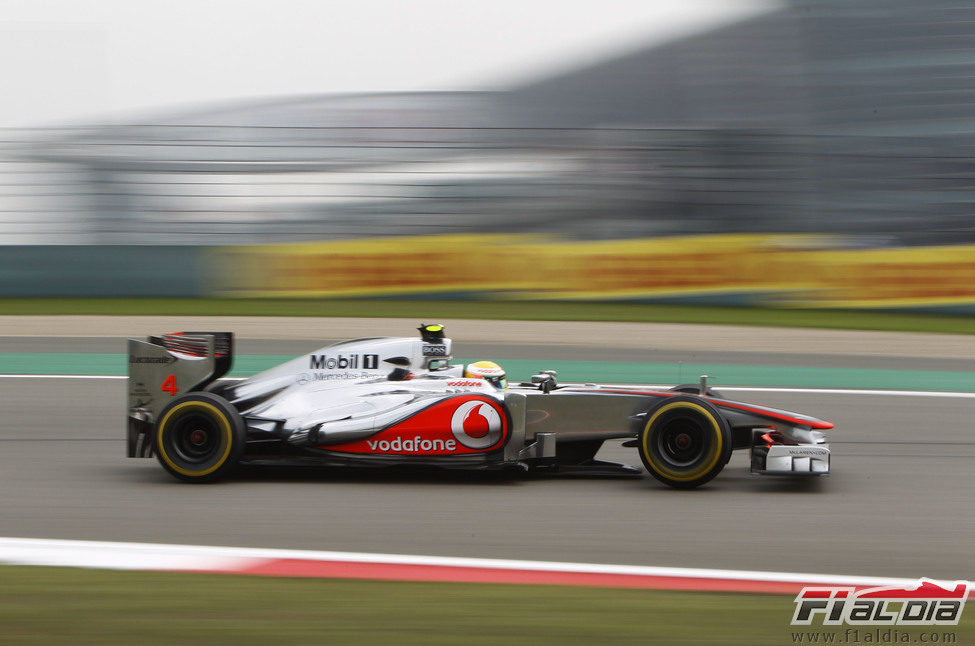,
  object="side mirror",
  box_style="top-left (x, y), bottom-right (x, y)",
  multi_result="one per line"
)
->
top-left (388, 368), bottom-right (413, 381)
top-left (530, 370), bottom-right (558, 393)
